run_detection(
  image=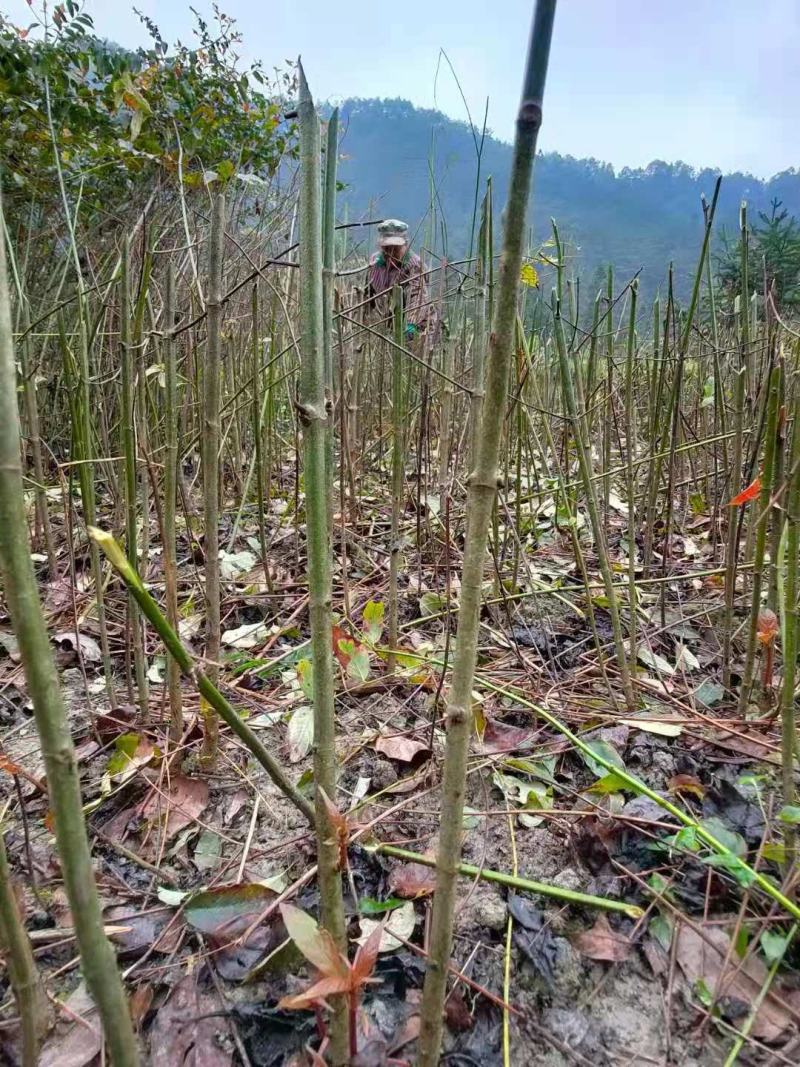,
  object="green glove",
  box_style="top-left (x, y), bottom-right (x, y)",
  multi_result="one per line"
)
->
top-left (405, 322), bottom-right (418, 340)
